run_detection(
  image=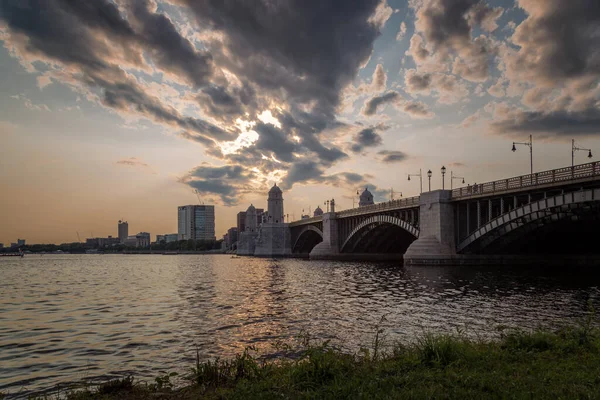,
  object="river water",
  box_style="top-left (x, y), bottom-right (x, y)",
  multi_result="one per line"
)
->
top-left (1, 254), bottom-right (598, 397)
